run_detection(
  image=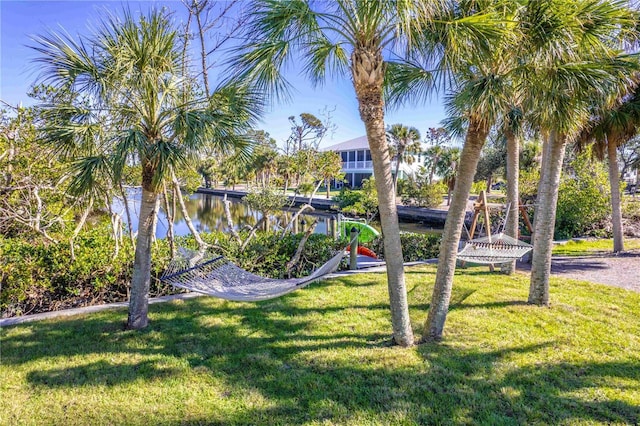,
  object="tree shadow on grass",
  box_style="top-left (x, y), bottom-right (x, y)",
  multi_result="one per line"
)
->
top-left (4, 291), bottom-right (640, 424)
top-left (27, 359), bottom-right (181, 387)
